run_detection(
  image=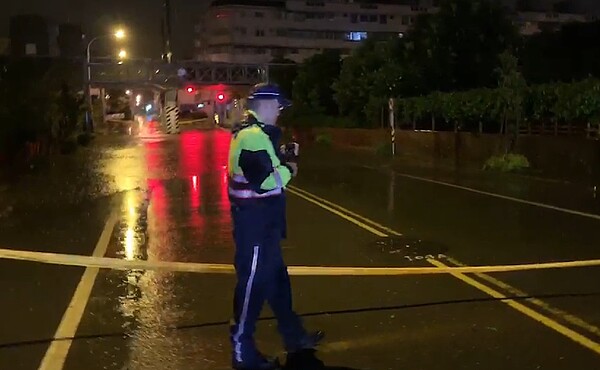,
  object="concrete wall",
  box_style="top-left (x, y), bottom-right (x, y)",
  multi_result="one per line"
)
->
top-left (294, 128), bottom-right (600, 182)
